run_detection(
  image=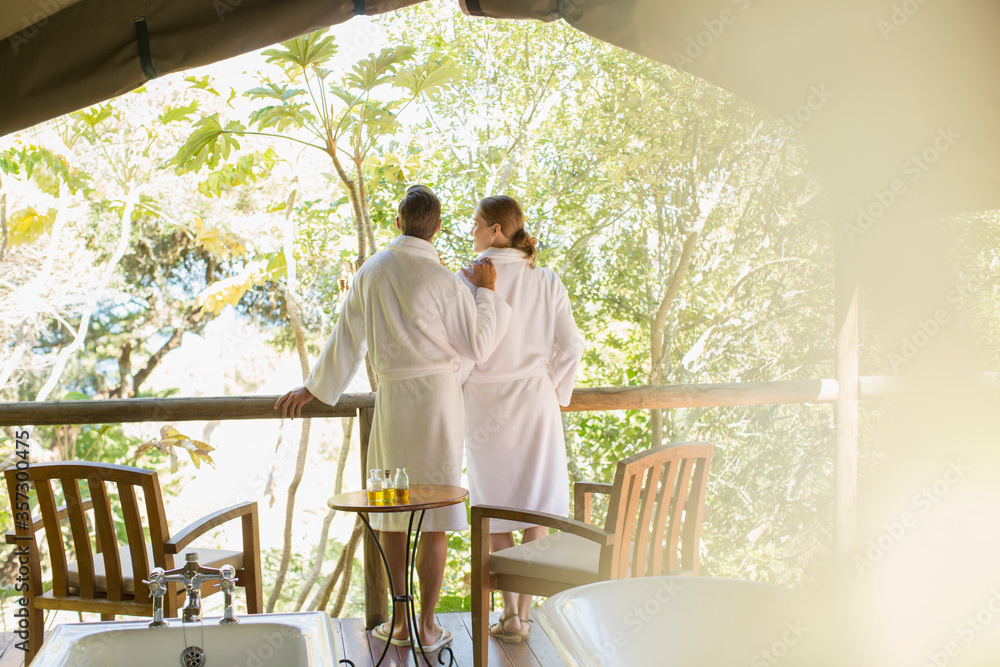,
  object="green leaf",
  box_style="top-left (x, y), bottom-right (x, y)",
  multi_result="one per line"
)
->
top-left (436, 594), bottom-right (470, 613)
top-left (158, 101), bottom-right (199, 125)
top-left (70, 105), bottom-right (113, 130)
top-left (246, 81), bottom-right (307, 103)
top-left (248, 103), bottom-right (315, 133)
top-left (197, 149), bottom-right (278, 197)
top-left (263, 30), bottom-right (338, 72)
top-left (393, 55), bottom-right (461, 96)
top-left (63, 391), bottom-right (93, 401)
top-left (8, 208), bottom-right (57, 245)
top-left (185, 75), bottom-right (220, 96)
top-left (265, 249), bottom-right (288, 281)
top-left (172, 115), bottom-right (246, 173)
top-left (345, 46), bottom-right (416, 92)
